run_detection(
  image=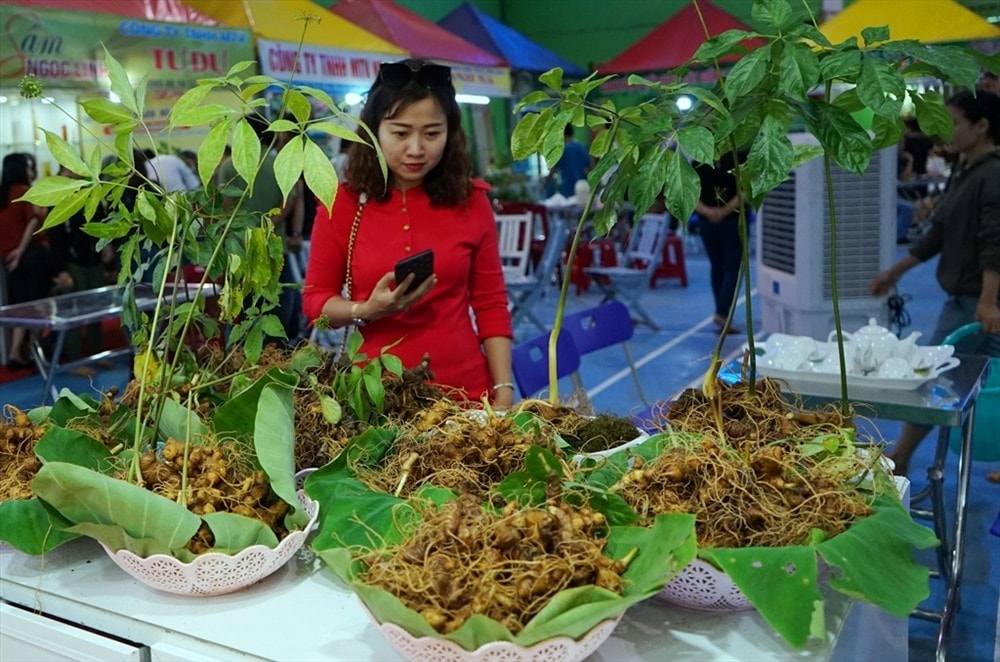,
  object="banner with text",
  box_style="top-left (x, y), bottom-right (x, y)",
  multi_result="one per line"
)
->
top-left (257, 39), bottom-right (511, 99)
top-left (0, 6), bottom-right (254, 91)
